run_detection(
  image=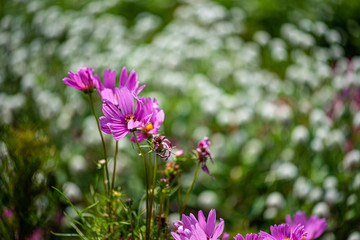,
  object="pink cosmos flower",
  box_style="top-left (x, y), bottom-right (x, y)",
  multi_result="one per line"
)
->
top-left (196, 137), bottom-right (214, 176)
top-left (97, 67), bottom-right (145, 105)
top-left (172, 209), bottom-right (225, 240)
top-left (259, 224), bottom-right (306, 240)
top-left (62, 67), bottom-right (101, 93)
top-left (130, 97), bottom-right (164, 143)
top-left (234, 233), bottom-right (261, 240)
top-left (99, 87), bottom-right (150, 140)
top-left (285, 211), bottom-right (327, 240)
